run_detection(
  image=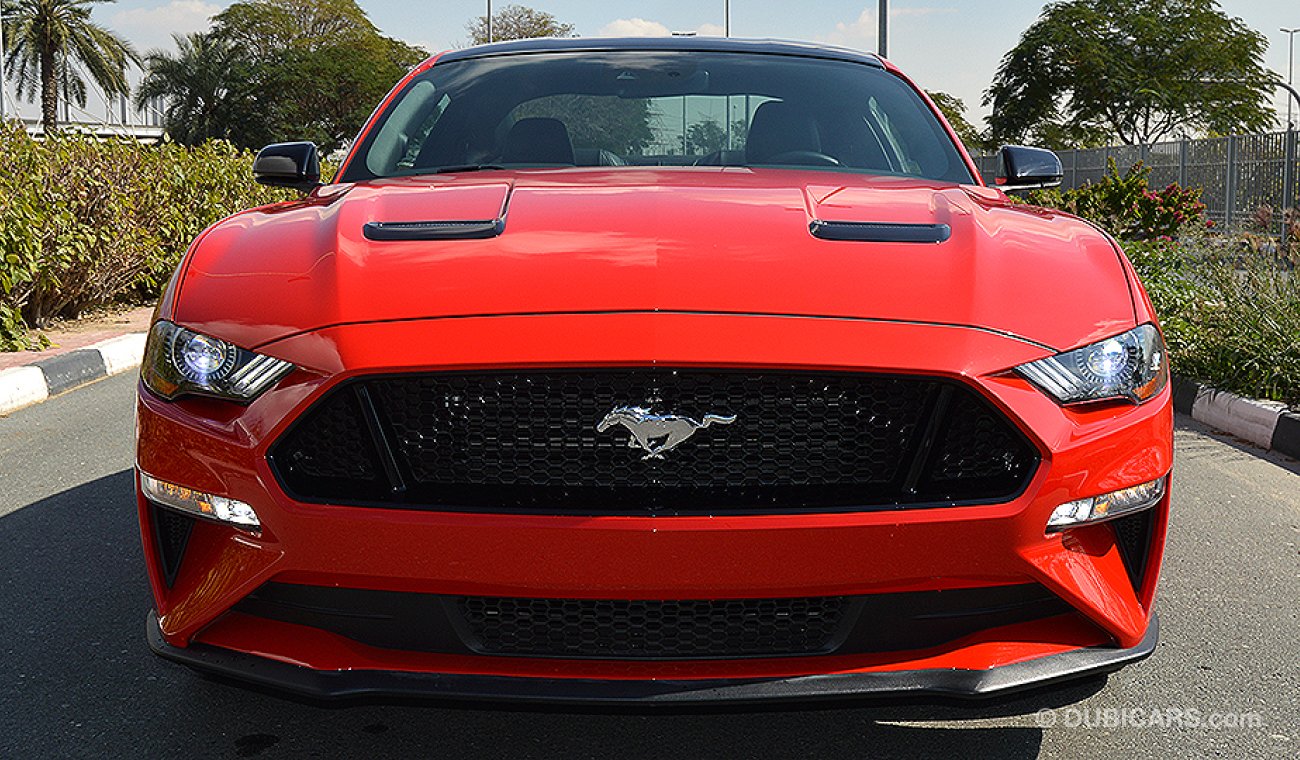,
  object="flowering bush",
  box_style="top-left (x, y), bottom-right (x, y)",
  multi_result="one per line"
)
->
top-left (1023, 160), bottom-right (1209, 241)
